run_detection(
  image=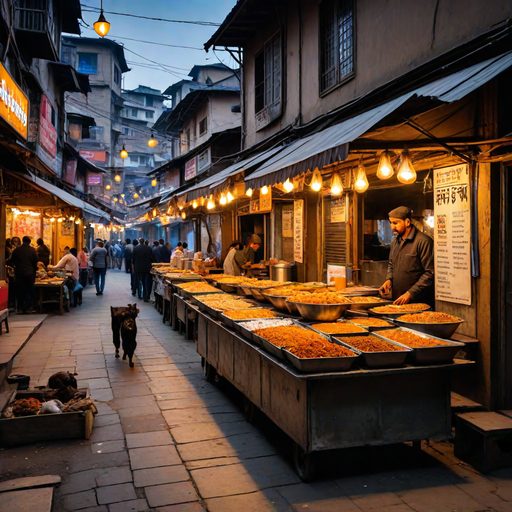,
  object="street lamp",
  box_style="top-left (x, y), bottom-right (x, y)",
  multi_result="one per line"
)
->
top-left (120, 145), bottom-right (128, 159)
top-left (93, 0), bottom-right (110, 37)
top-left (147, 133), bottom-right (158, 148)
